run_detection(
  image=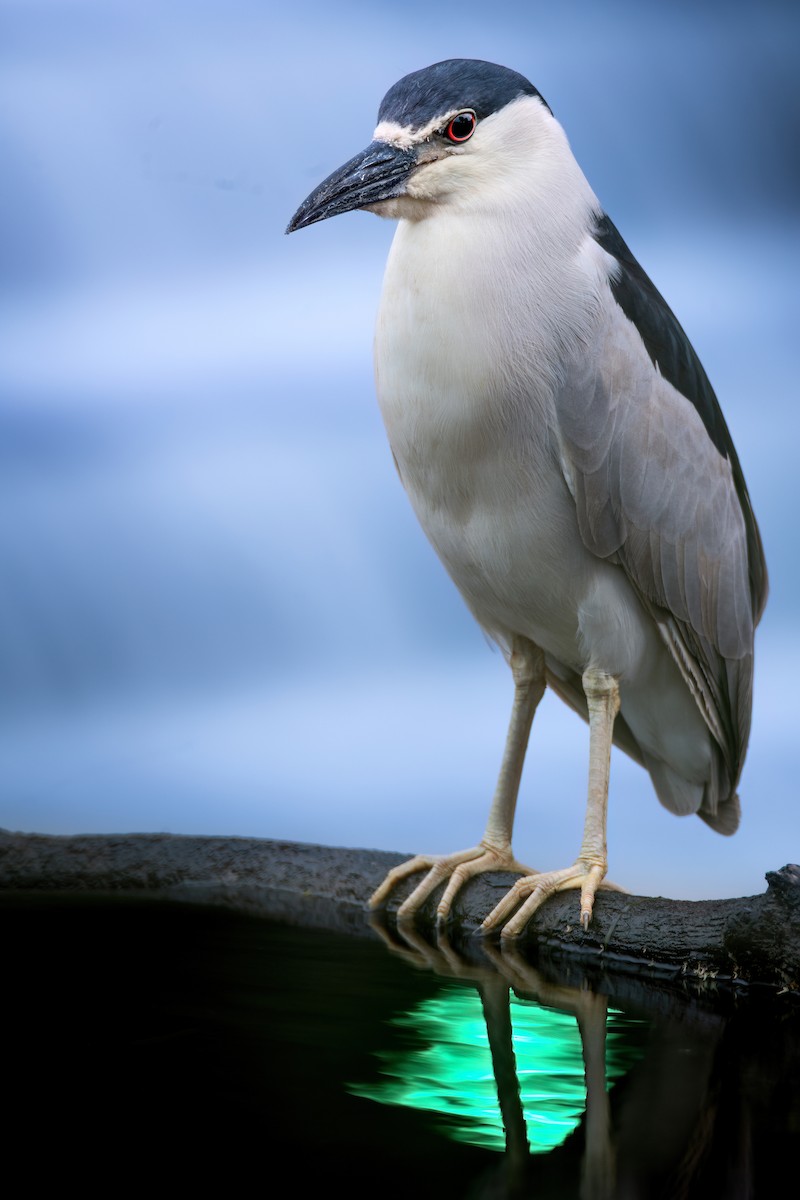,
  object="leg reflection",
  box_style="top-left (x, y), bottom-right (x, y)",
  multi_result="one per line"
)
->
top-left (488, 944), bottom-right (616, 1200)
top-left (365, 916), bottom-right (625, 1198)
top-left (477, 977), bottom-right (530, 1194)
